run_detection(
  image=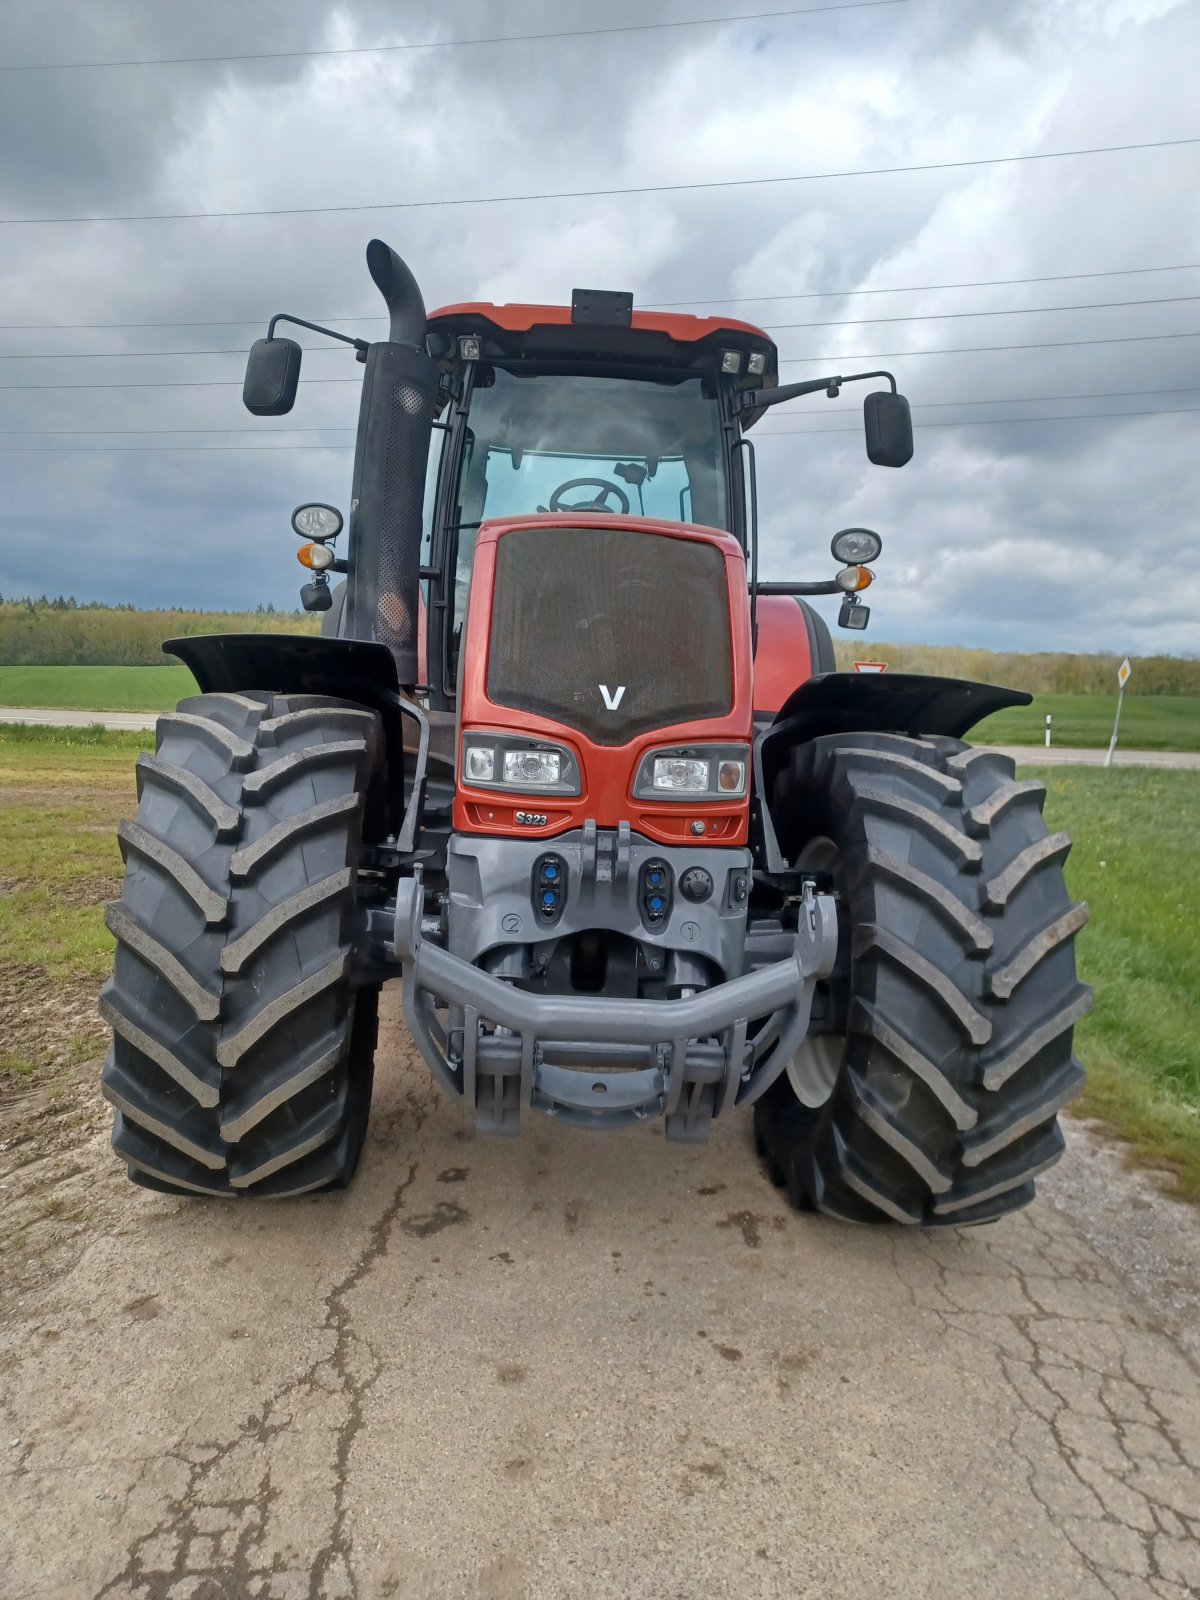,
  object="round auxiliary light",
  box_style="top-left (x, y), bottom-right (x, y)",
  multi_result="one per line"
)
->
top-left (292, 502), bottom-right (343, 541)
top-left (830, 526), bottom-right (883, 565)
